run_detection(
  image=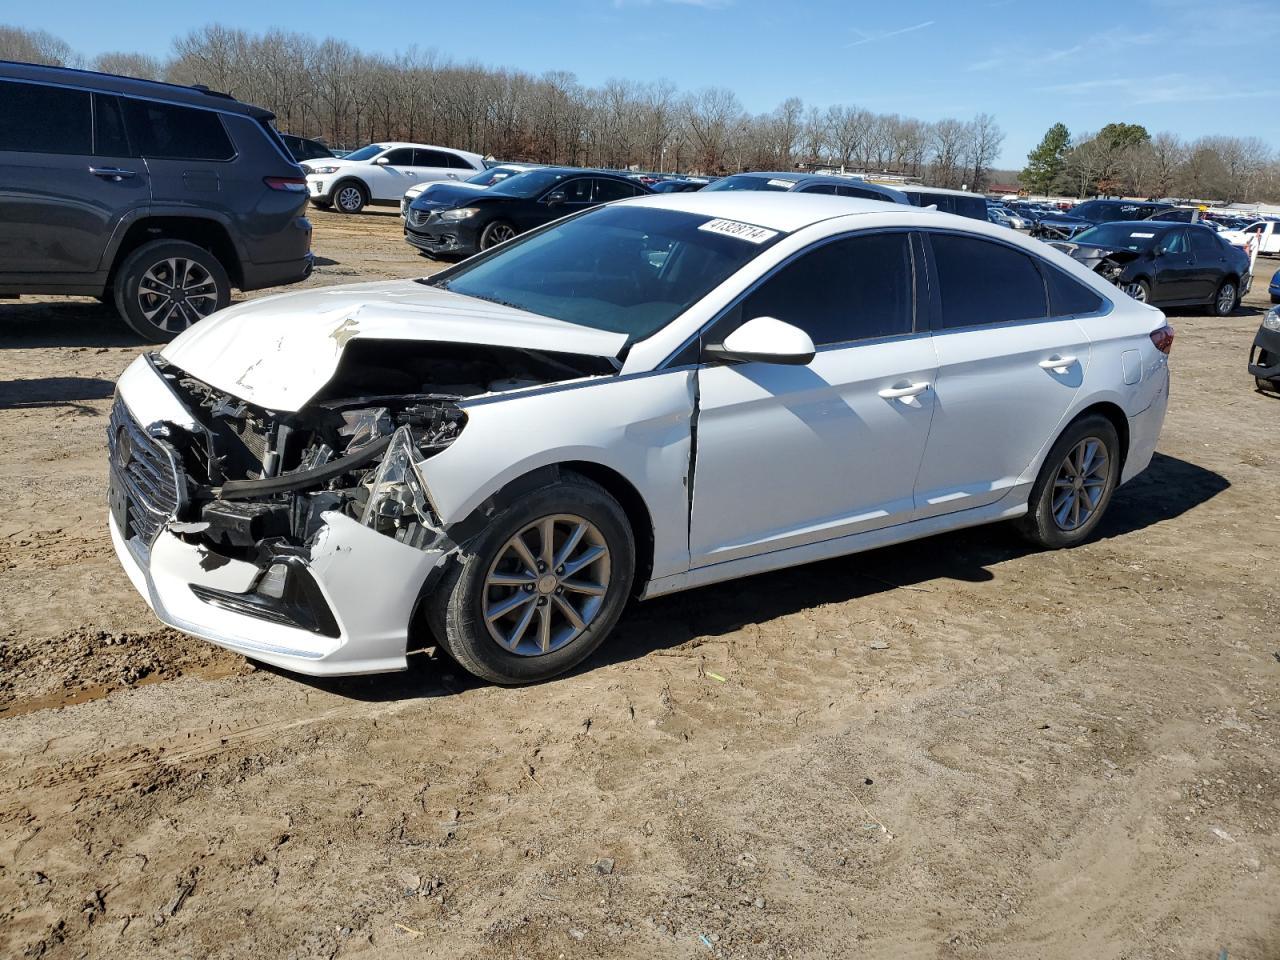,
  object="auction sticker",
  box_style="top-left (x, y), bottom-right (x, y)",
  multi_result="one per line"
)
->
top-left (1129, 232), bottom-right (1155, 238)
top-left (698, 219), bottom-right (779, 244)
